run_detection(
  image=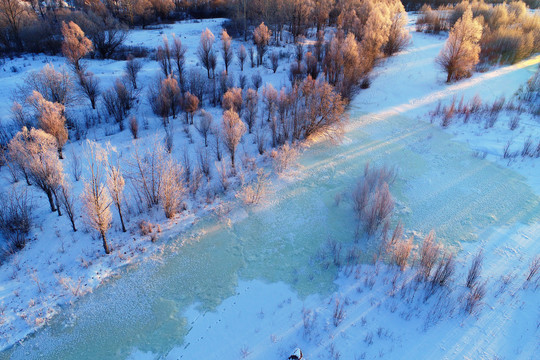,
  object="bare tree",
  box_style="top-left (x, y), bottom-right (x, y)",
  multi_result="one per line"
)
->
top-left (221, 29), bottom-right (234, 74)
top-left (436, 7), bottom-right (482, 82)
top-left (196, 110), bottom-right (213, 147)
top-left (61, 21), bottom-right (100, 110)
top-left (243, 88), bottom-right (258, 133)
top-left (296, 77), bottom-right (346, 140)
top-left (305, 52), bottom-right (318, 79)
top-left (81, 140), bottom-right (112, 254)
top-left (253, 22), bottom-right (271, 67)
top-left (270, 52), bottom-right (279, 73)
top-left (0, 188), bottom-right (32, 254)
top-left (70, 147), bottom-right (82, 181)
top-left (18, 64), bottom-right (74, 107)
top-left (156, 35), bottom-right (173, 77)
top-left (106, 148), bottom-right (127, 233)
top-left (77, 70), bottom-right (101, 110)
top-left (0, 0), bottom-right (28, 50)
top-left (61, 21), bottom-right (94, 72)
top-left (466, 250), bottom-right (483, 288)
top-left (197, 28), bottom-right (216, 79)
top-left (221, 109), bottom-right (246, 169)
top-left (237, 44), bottom-right (247, 71)
top-left (127, 139), bottom-right (164, 208)
top-left (251, 72), bottom-right (262, 90)
top-left (125, 55), bottom-right (143, 90)
top-left (58, 181), bottom-right (77, 232)
top-left (171, 35), bottom-right (186, 90)
top-left (28, 91), bottom-right (68, 158)
top-left (248, 47), bottom-right (255, 68)
top-left (262, 84), bottom-right (278, 122)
